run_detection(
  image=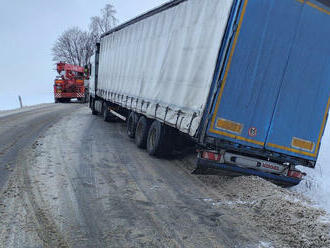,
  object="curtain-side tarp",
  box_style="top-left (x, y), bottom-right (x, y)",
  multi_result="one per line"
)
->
top-left (98, 0), bottom-right (234, 136)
